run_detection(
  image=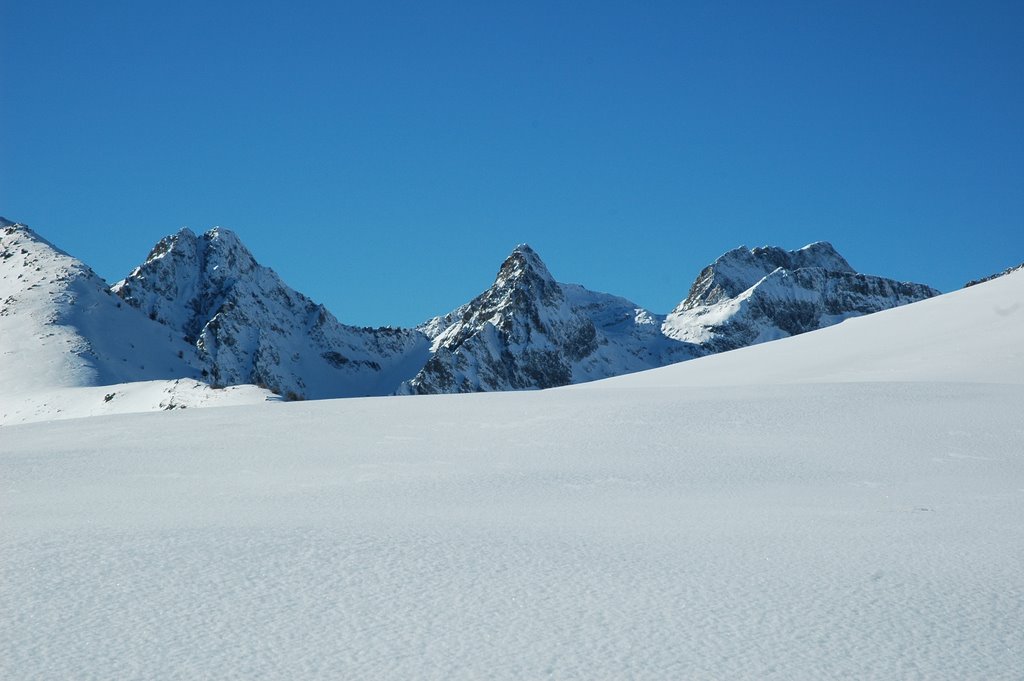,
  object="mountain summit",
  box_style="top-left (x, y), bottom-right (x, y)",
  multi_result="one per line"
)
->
top-left (113, 227), bottom-right (429, 399)
top-left (663, 243), bottom-right (940, 351)
top-left (401, 244), bottom-right (608, 393)
top-left (681, 241), bottom-right (855, 308)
